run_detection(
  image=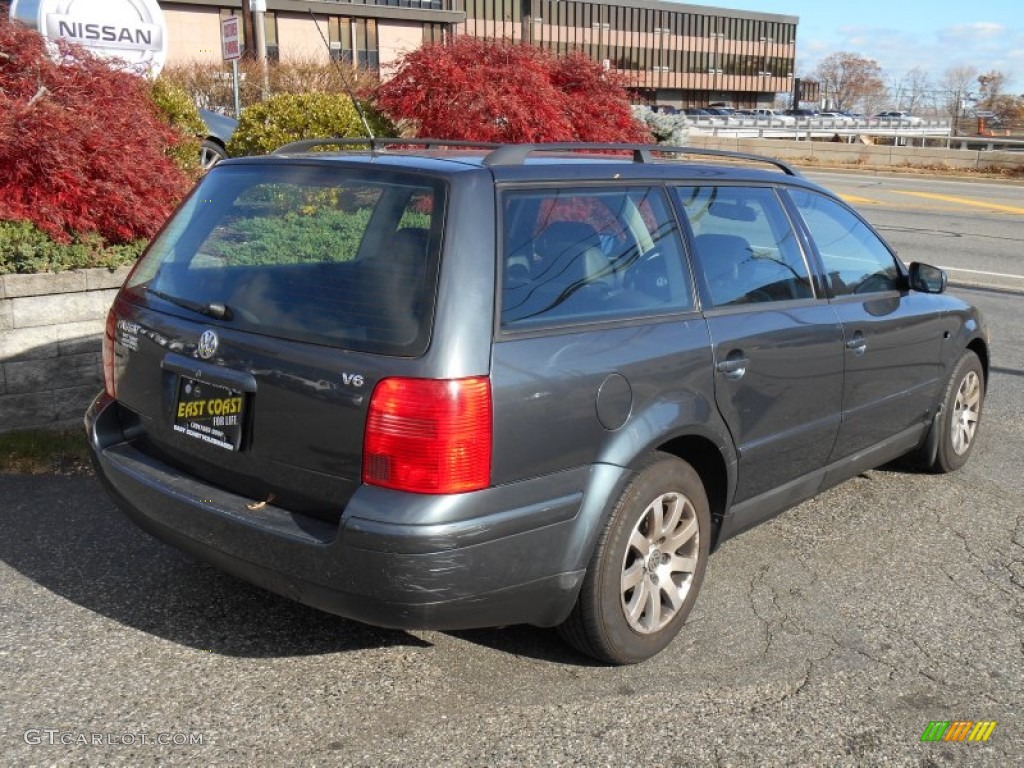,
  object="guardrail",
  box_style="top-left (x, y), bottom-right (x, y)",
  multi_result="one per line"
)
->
top-left (688, 116), bottom-right (952, 142)
top-left (946, 136), bottom-right (1024, 151)
top-left (683, 117), bottom-right (1024, 150)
